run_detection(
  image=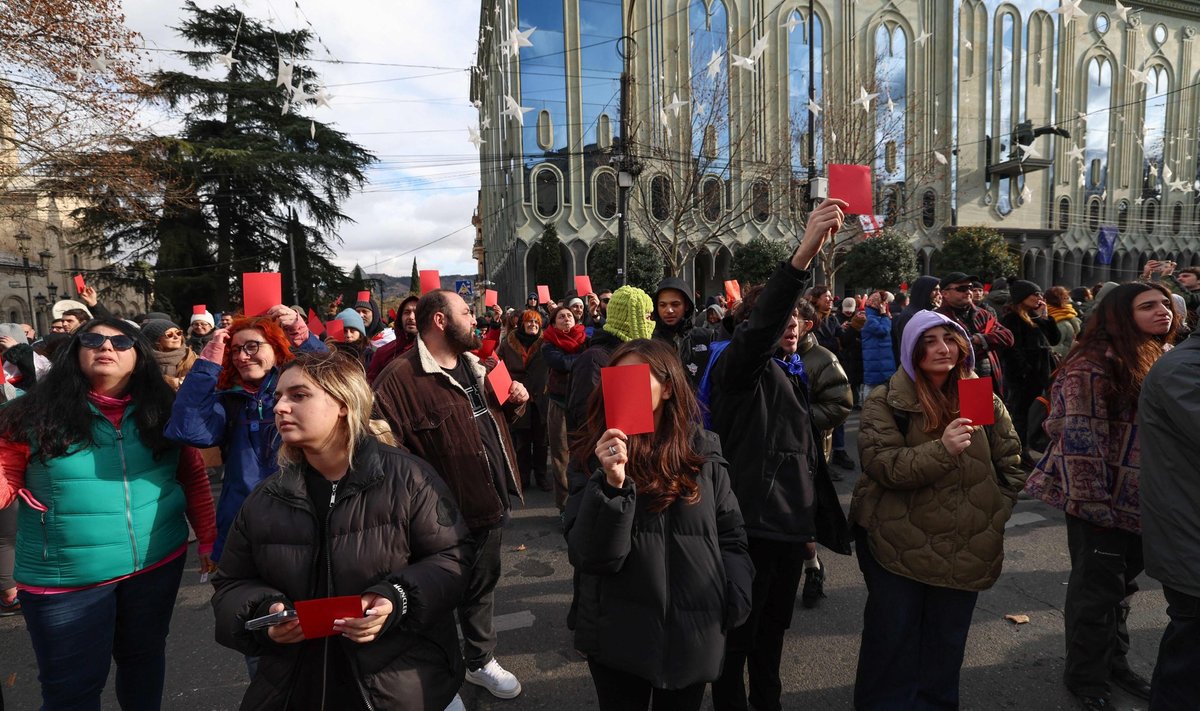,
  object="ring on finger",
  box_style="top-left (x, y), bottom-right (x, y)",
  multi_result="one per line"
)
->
top-left (608, 445), bottom-right (618, 456)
